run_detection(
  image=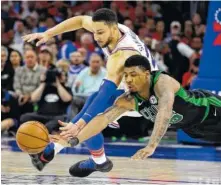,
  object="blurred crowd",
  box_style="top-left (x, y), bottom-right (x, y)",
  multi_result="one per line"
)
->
top-left (1, 1), bottom-right (207, 138)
